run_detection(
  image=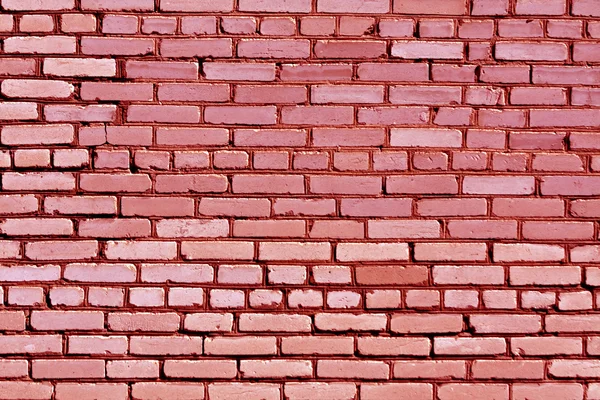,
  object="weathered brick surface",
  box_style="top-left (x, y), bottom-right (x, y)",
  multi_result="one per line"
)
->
top-left (0, 0), bottom-right (598, 398)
